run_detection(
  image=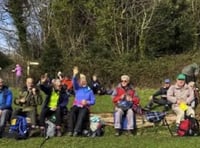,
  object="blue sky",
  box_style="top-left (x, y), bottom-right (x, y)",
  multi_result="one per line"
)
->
top-left (0, 0), bottom-right (16, 52)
